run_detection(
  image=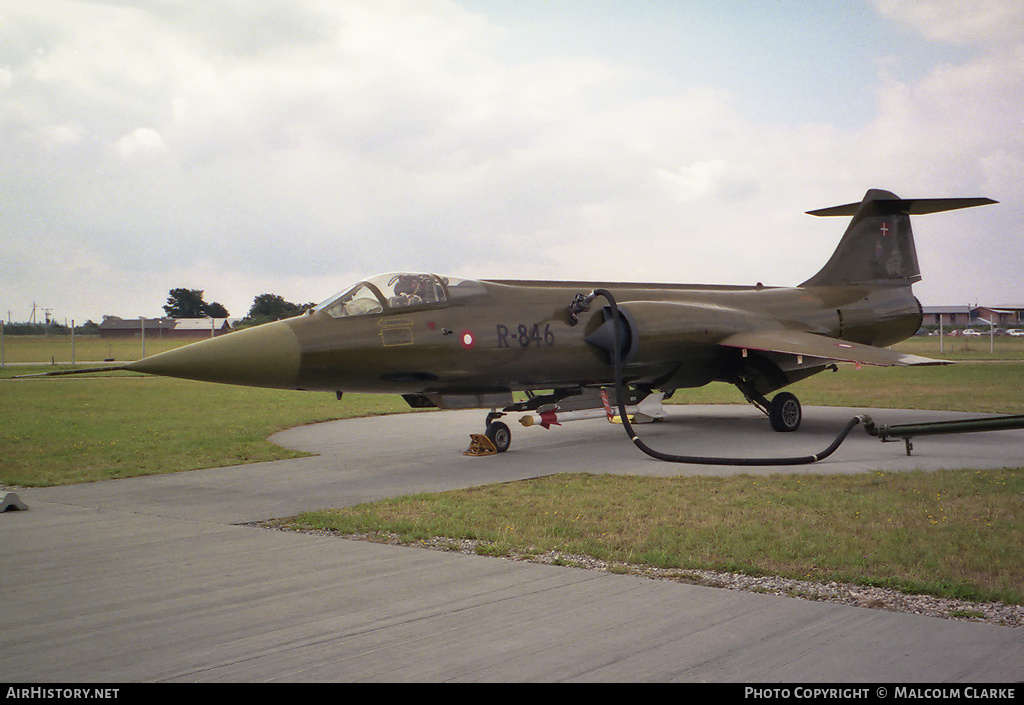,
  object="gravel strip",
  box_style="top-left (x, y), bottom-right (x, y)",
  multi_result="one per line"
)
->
top-left (261, 524), bottom-right (1023, 629)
